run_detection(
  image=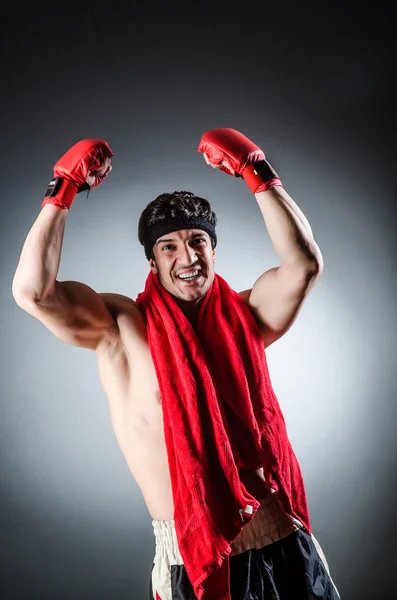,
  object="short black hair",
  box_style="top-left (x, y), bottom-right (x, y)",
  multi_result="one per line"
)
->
top-left (138, 191), bottom-right (217, 260)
